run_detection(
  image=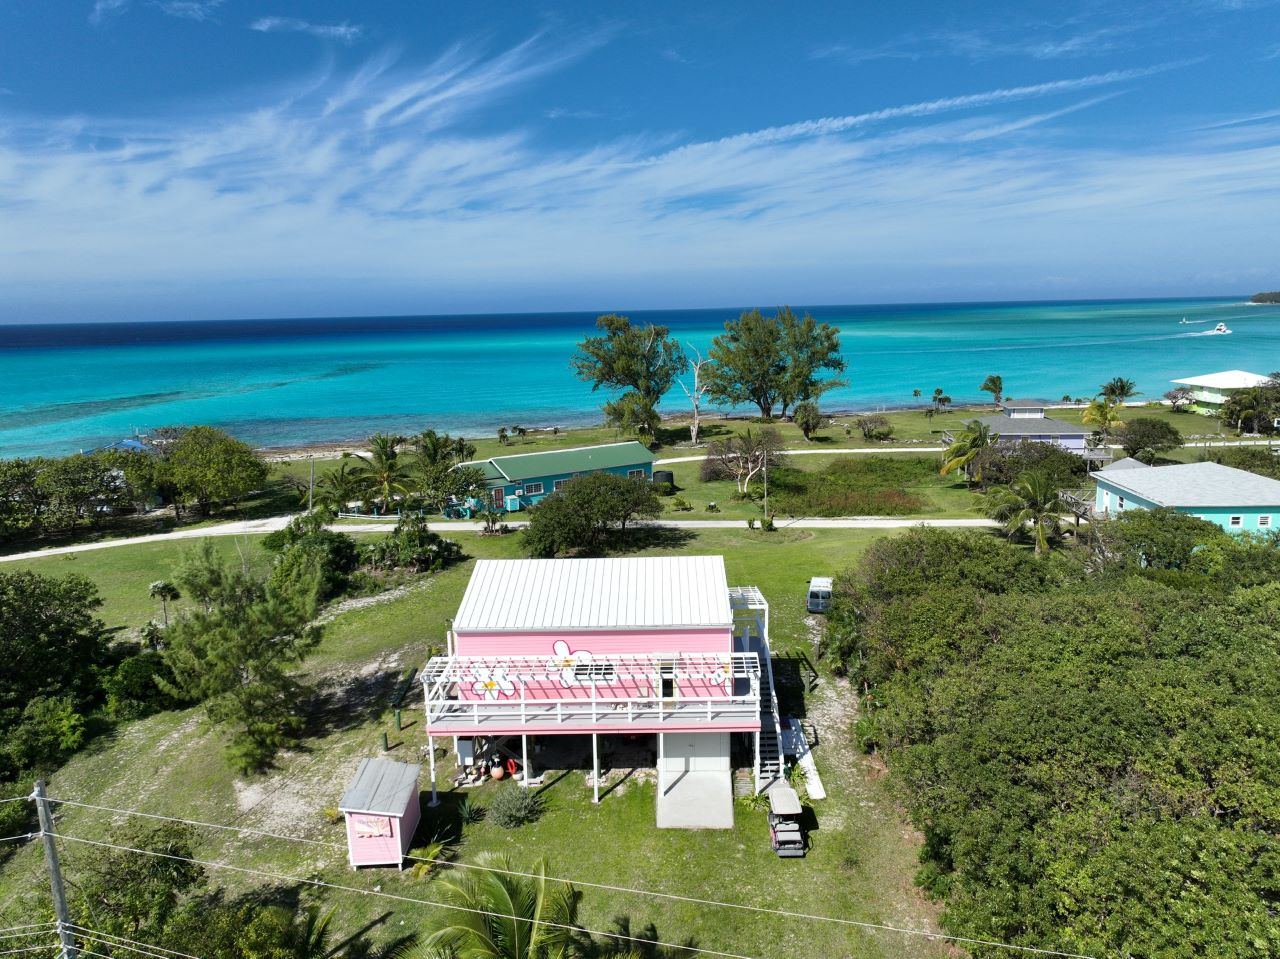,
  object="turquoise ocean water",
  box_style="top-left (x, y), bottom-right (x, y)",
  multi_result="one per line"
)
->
top-left (2, 298), bottom-right (1276, 458)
